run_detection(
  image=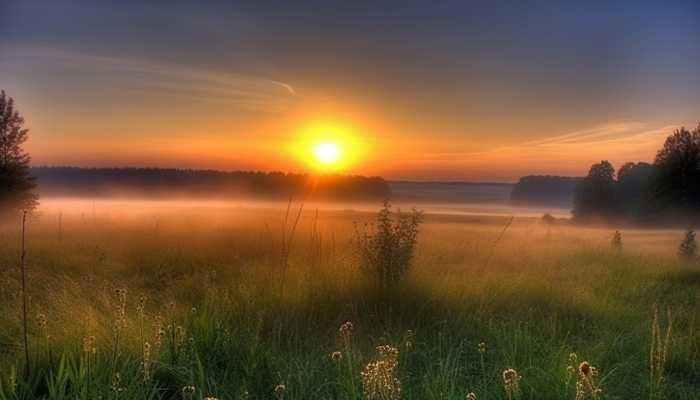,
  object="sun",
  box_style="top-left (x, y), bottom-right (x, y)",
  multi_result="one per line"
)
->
top-left (291, 120), bottom-right (366, 172)
top-left (313, 141), bottom-right (341, 165)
